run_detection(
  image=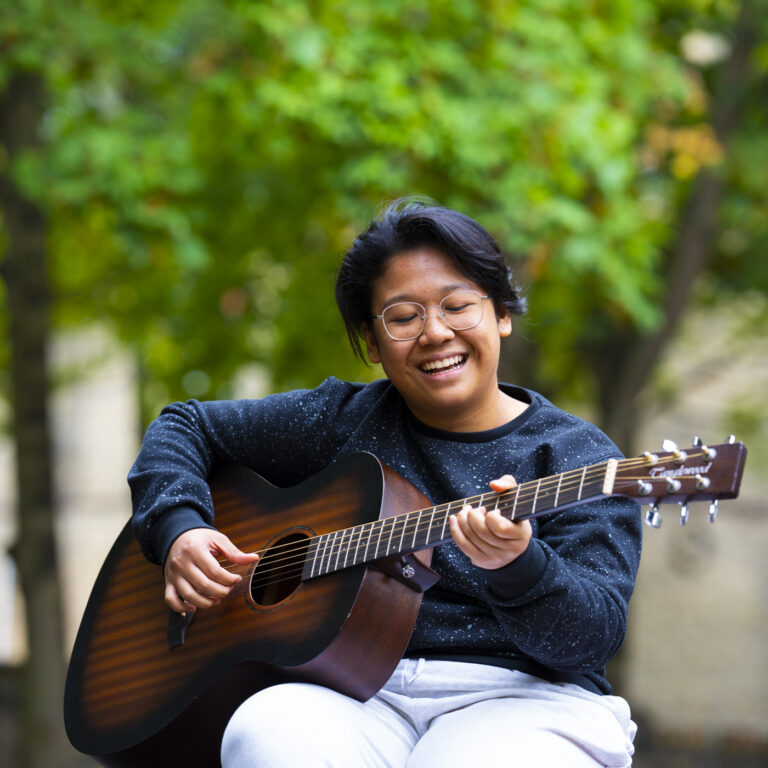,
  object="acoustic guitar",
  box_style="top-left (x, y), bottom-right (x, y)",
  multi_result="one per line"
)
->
top-left (64, 438), bottom-right (747, 767)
